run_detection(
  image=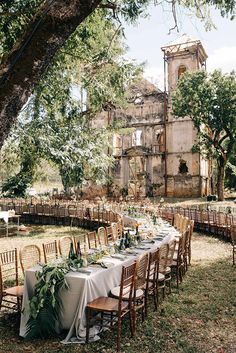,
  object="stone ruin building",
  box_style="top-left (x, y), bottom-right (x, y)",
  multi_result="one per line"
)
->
top-left (85, 34), bottom-right (211, 199)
